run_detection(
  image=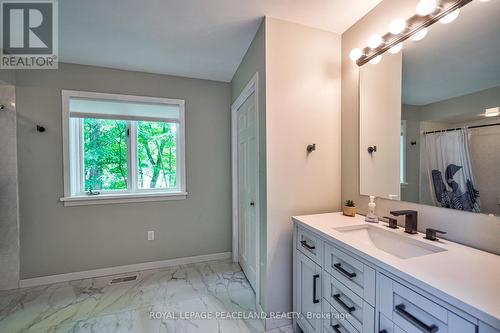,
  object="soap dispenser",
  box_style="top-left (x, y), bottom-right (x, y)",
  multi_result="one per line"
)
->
top-left (365, 196), bottom-right (378, 223)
